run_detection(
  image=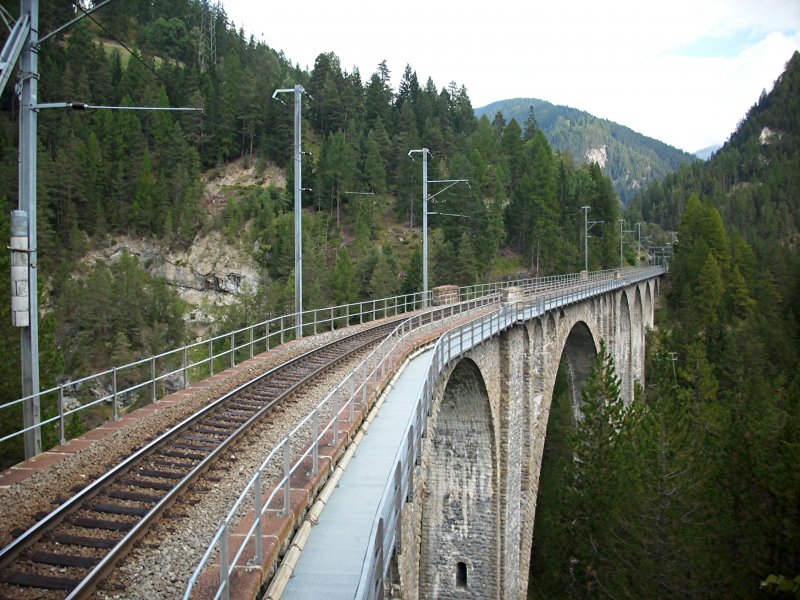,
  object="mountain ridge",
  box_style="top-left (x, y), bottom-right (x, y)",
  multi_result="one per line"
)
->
top-left (693, 143), bottom-right (722, 160)
top-left (475, 97), bottom-right (697, 204)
